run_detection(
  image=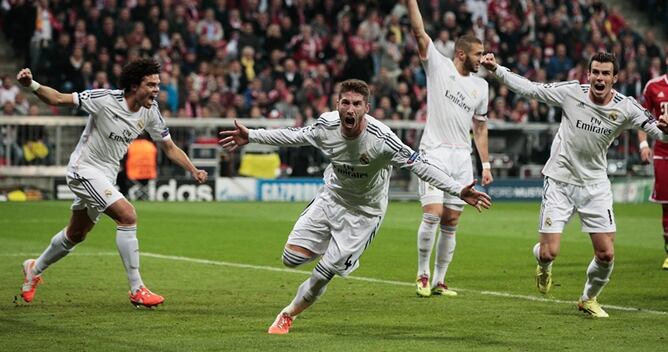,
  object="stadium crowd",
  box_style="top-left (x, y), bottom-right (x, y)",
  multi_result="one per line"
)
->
top-left (0, 0), bottom-right (664, 167)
